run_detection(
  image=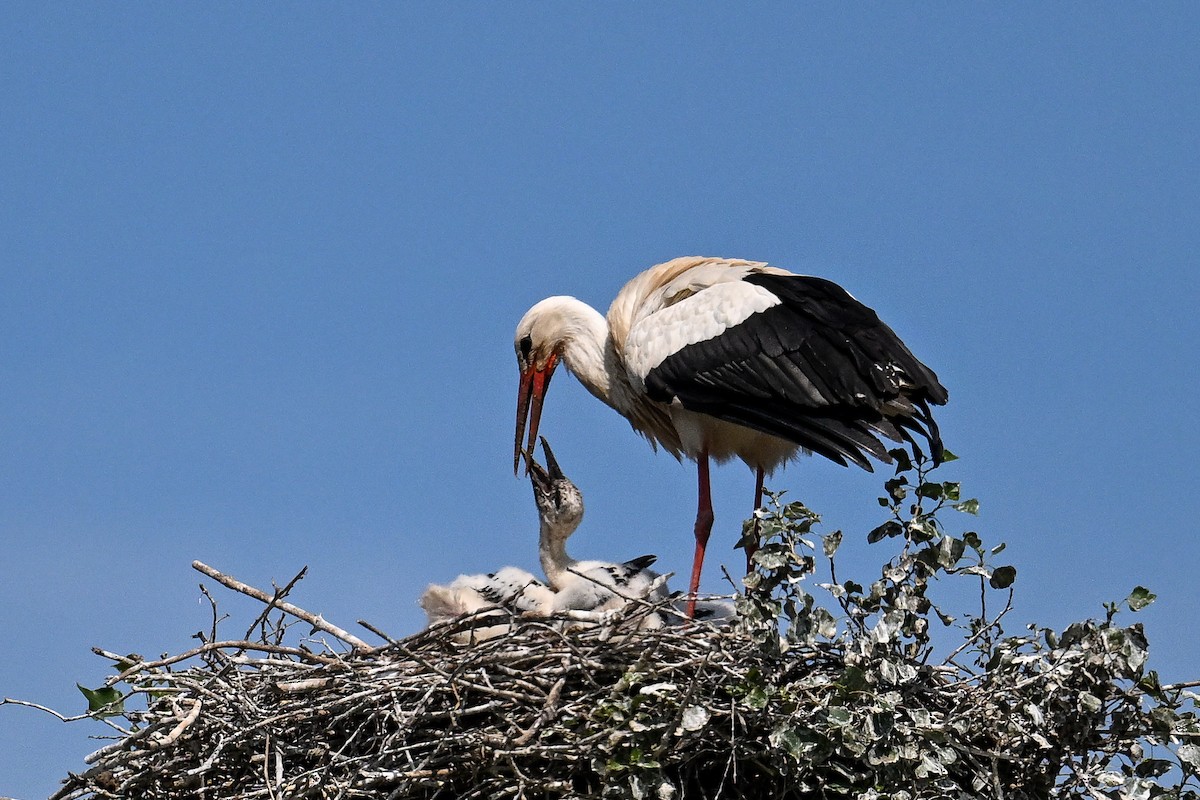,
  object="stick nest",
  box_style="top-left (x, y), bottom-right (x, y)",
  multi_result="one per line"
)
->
top-left (62, 601), bottom-right (807, 800)
top-left (47, 528), bottom-right (1199, 800)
